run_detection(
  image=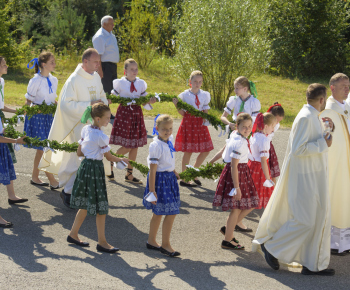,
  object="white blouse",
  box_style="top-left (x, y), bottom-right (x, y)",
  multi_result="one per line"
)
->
top-left (178, 89), bottom-right (210, 111)
top-left (248, 132), bottom-right (270, 162)
top-left (78, 125), bottom-right (111, 160)
top-left (25, 73), bottom-right (58, 105)
top-left (147, 135), bottom-right (176, 172)
top-left (111, 77), bottom-right (147, 99)
top-left (0, 78), bottom-right (5, 109)
top-left (222, 131), bottom-right (249, 163)
top-left (224, 95), bottom-right (261, 121)
top-left (267, 122), bottom-right (280, 142)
